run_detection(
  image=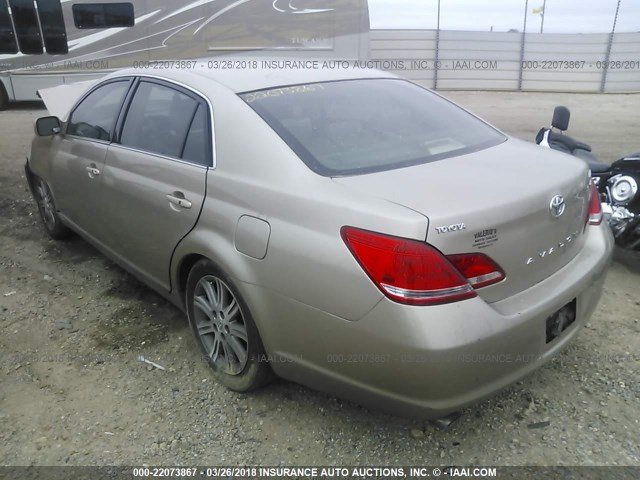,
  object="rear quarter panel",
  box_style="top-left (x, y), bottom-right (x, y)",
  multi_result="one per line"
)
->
top-left (171, 87), bottom-right (430, 349)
